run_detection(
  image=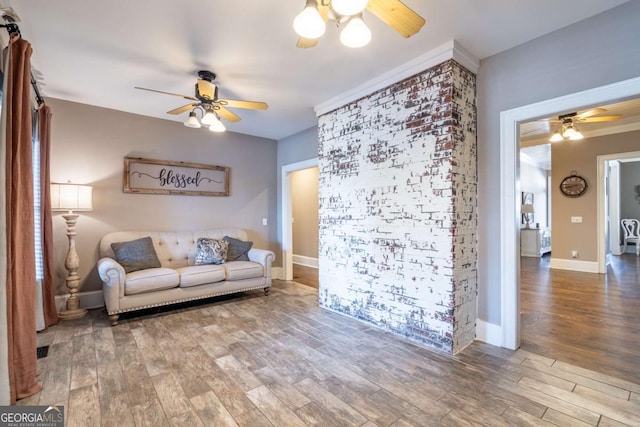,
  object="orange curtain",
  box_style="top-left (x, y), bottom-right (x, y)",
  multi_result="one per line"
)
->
top-left (39, 105), bottom-right (57, 328)
top-left (5, 36), bottom-right (41, 403)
